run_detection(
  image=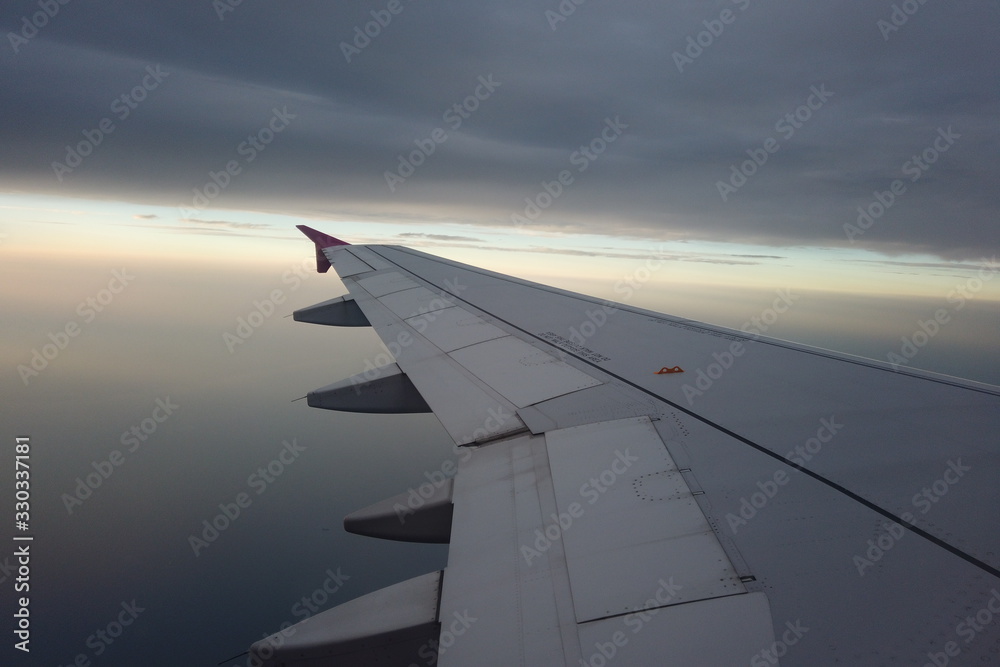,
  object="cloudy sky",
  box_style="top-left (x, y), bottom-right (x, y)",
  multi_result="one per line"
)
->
top-left (1, 2), bottom-right (998, 665)
top-left (2, 1), bottom-right (998, 259)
